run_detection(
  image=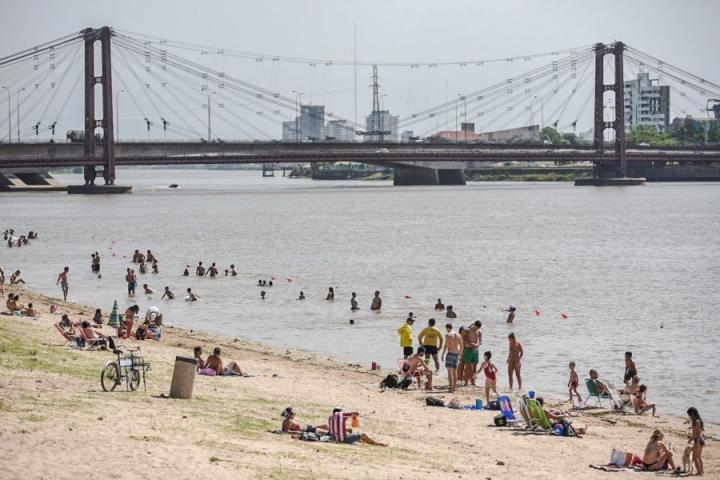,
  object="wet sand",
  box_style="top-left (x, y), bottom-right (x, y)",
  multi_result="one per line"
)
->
top-left (0, 285), bottom-right (717, 479)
